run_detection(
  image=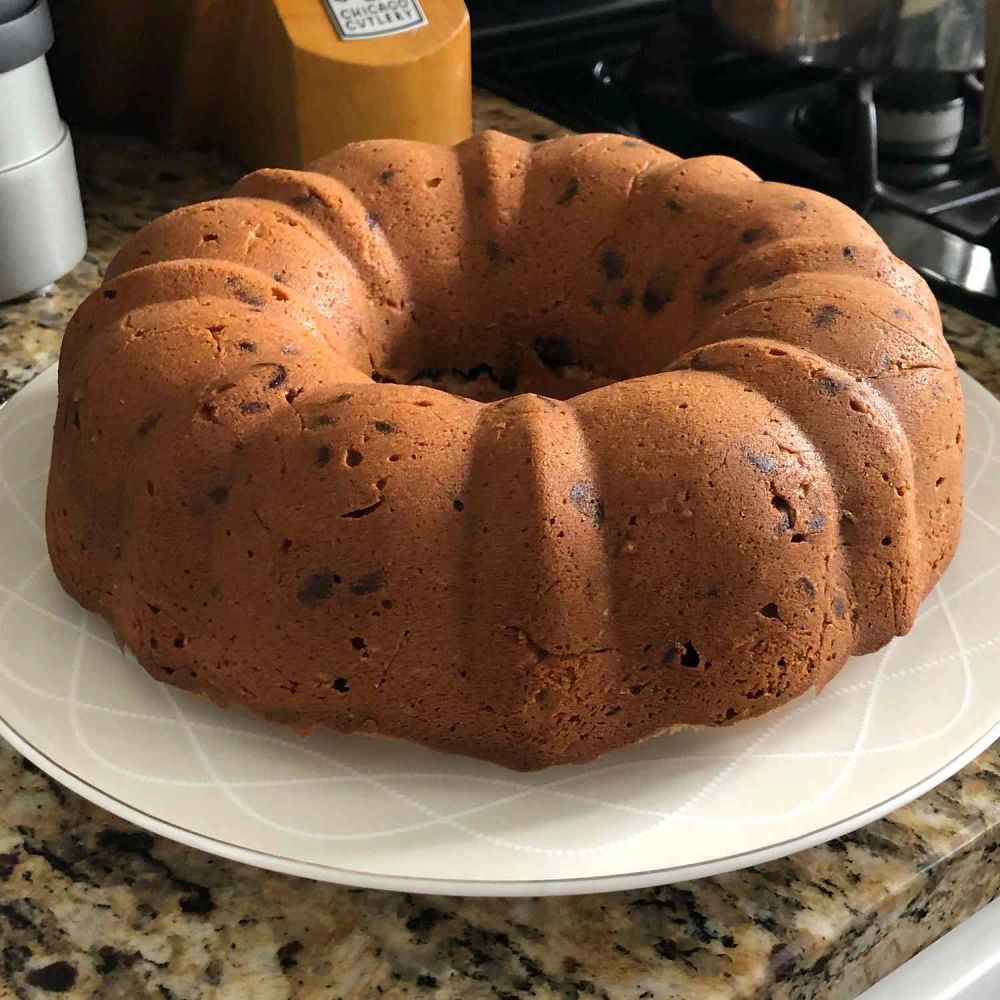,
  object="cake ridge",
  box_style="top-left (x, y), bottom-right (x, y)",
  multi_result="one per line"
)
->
top-left (673, 335), bottom-right (923, 653)
top-left (232, 169), bottom-right (409, 324)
